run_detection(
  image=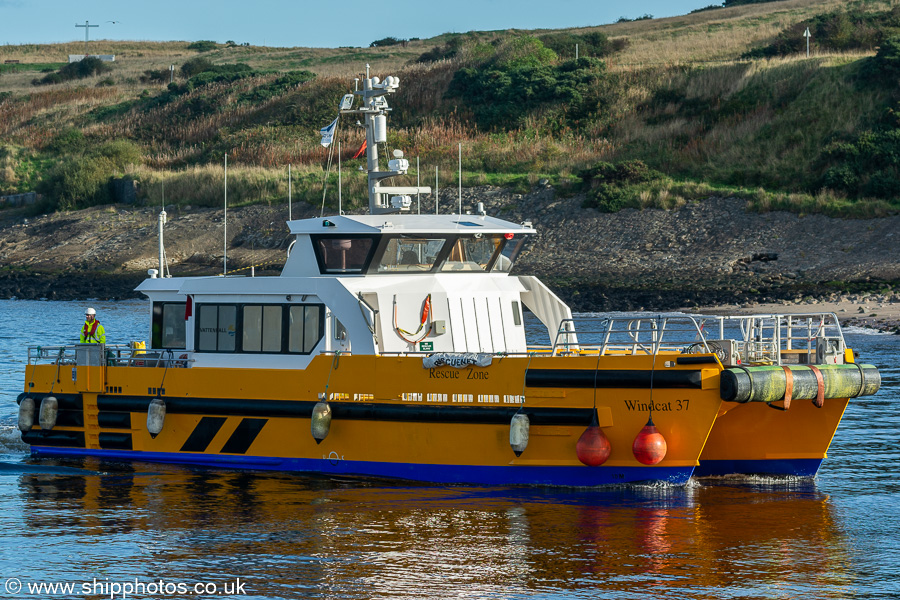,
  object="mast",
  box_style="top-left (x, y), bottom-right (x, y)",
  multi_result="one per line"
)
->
top-left (339, 65), bottom-right (431, 214)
